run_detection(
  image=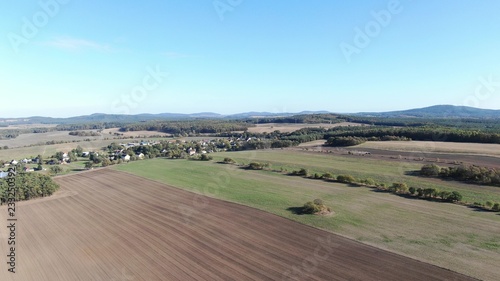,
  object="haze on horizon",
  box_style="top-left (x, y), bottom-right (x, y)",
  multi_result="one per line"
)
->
top-left (1, 0), bottom-right (500, 118)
